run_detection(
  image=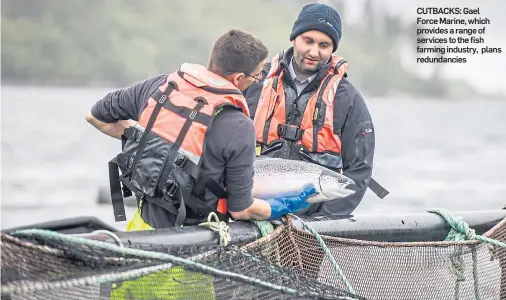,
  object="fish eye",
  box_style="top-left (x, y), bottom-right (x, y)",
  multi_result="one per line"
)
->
top-left (338, 178), bottom-right (344, 183)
